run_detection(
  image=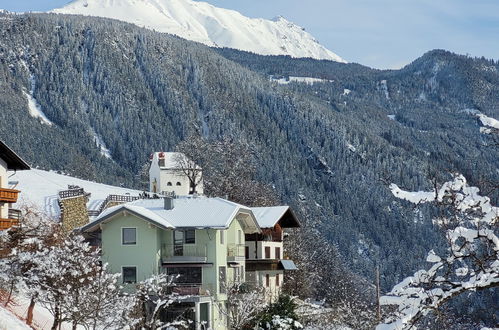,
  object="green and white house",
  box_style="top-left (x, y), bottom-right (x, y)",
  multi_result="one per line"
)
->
top-left (80, 152), bottom-right (299, 329)
top-left (81, 196), bottom-right (262, 330)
